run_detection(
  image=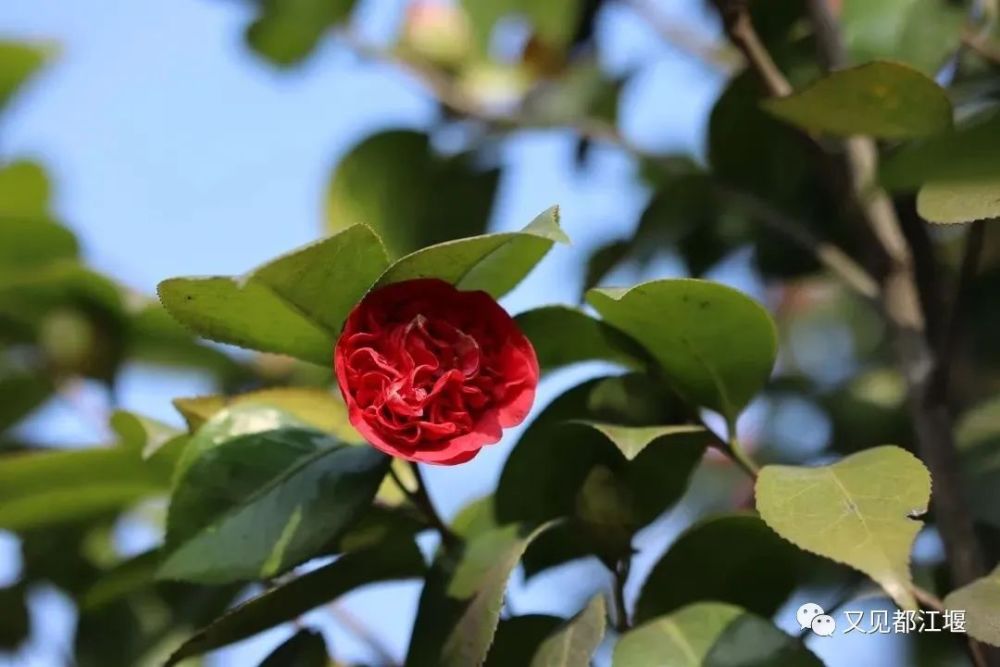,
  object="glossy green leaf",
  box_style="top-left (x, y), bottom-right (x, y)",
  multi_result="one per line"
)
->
top-left (172, 387), bottom-right (359, 442)
top-left (634, 514), bottom-right (804, 623)
top-left (574, 422), bottom-right (706, 461)
top-left (881, 112), bottom-right (1000, 190)
top-left (756, 445), bottom-right (930, 609)
top-left (0, 444), bottom-right (174, 530)
top-left (252, 224), bottom-right (389, 333)
top-left (165, 539), bottom-right (423, 665)
top-left (326, 130), bottom-right (499, 258)
top-left (157, 276), bottom-right (333, 364)
top-left (916, 177), bottom-right (1000, 224)
top-left (0, 39), bottom-right (53, 110)
top-left (259, 629), bottom-right (328, 667)
top-left (514, 306), bottom-right (645, 373)
top-left (406, 523), bottom-right (553, 667)
top-left (614, 602), bottom-right (821, 667)
top-left (165, 428), bottom-right (331, 551)
top-left (763, 61), bottom-right (951, 139)
top-left (498, 376), bottom-right (704, 573)
top-left (485, 615), bottom-right (563, 667)
top-left (0, 160), bottom-right (50, 218)
top-left (158, 442), bottom-right (388, 583)
top-left (377, 206), bottom-right (567, 298)
top-left (943, 563), bottom-right (1000, 647)
top-left (158, 223), bottom-right (388, 363)
top-left (588, 279), bottom-right (777, 425)
top-left (529, 595), bottom-right (605, 667)
top-left (246, 0), bottom-right (355, 66)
